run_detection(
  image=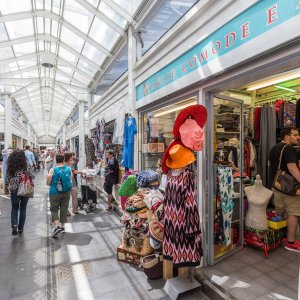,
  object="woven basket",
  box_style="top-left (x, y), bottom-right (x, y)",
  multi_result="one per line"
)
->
top-left (141, 253), bottom-right (163, 280)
